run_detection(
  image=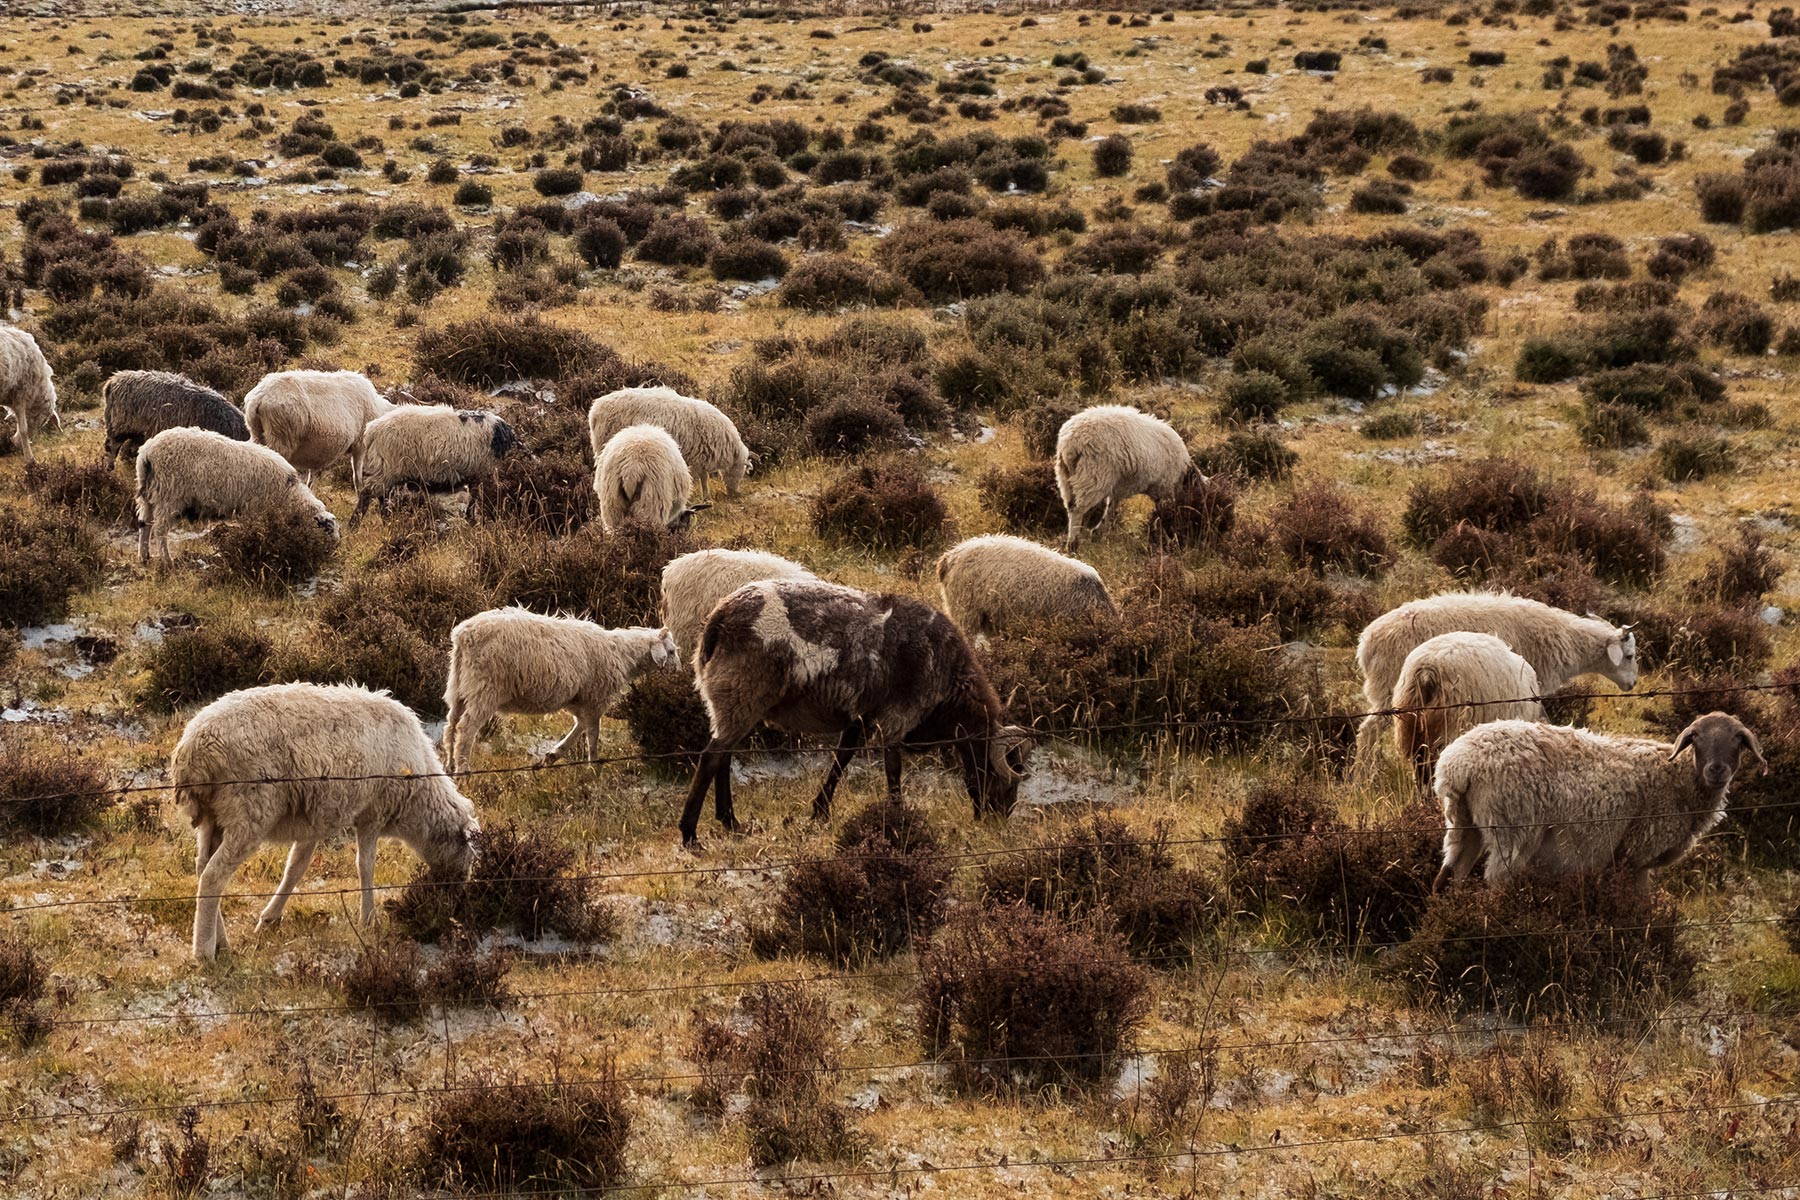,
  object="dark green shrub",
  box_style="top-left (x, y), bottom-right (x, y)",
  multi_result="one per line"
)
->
top-left (1194, 430), bottom-right (1298, 481)
top-left (710, 234), bottom-right (788, 281)
top-left (23, 460), bottom-right (132, 524)
top-left (635, 214), bottom-right (717, 267)
top-left (803, 396), bottom-right (905, 455)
